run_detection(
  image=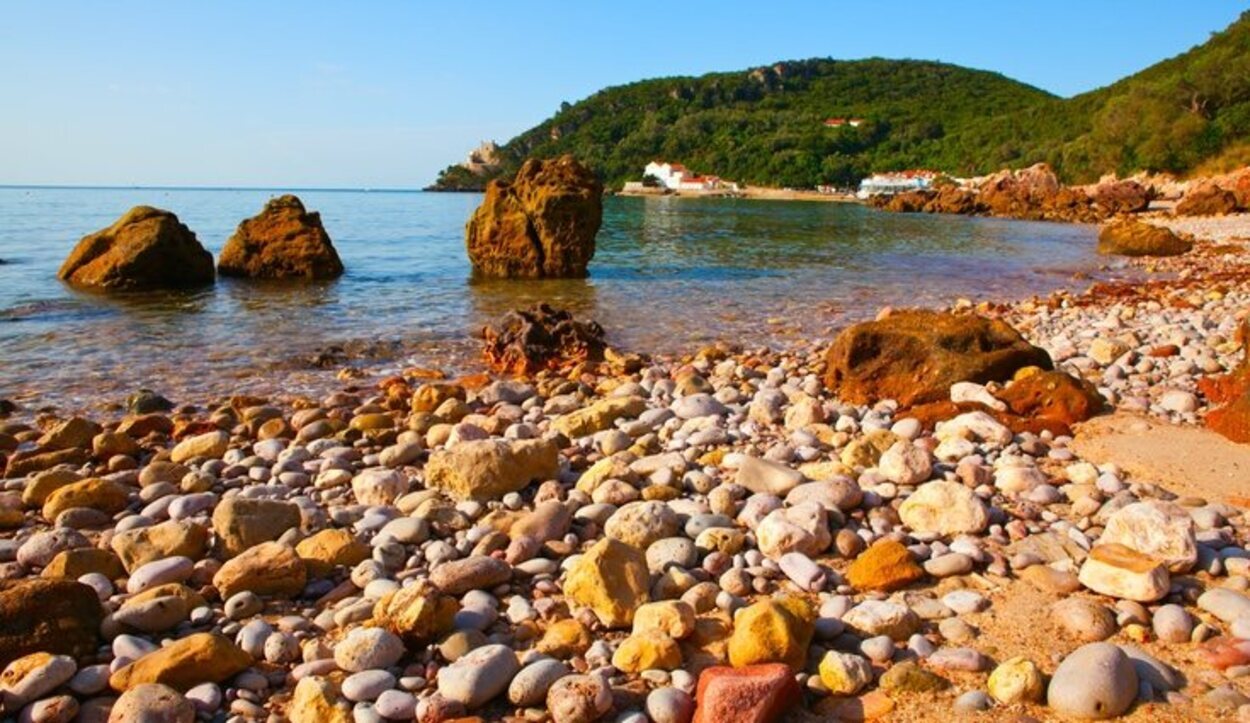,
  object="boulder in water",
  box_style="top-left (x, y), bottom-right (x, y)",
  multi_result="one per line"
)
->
top-left (58, 206), bottom-right (214, 289)
top-left (482, 304), bottom-right (606, 376)
top-left (466, 155), bottom-right (602, 278)
top-left (217, 195), bottom-right (344, 280)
